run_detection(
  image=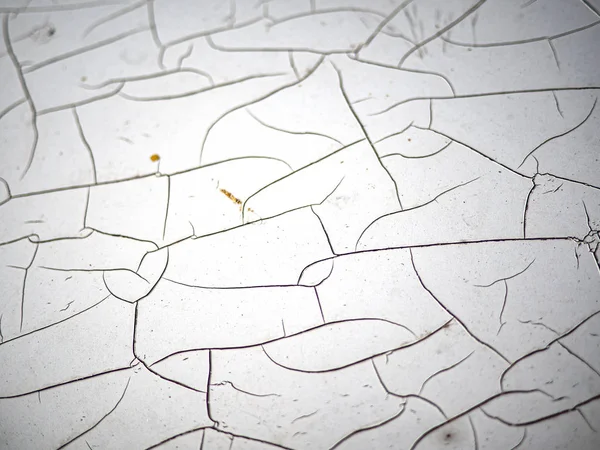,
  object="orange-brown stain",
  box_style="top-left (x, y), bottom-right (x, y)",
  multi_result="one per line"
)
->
top-left (150, 154), bottom-right (160, 162)
top-left (219, 188), bottom-right (257, 215)
top-left (220, 188), bottom-right (242, 205)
